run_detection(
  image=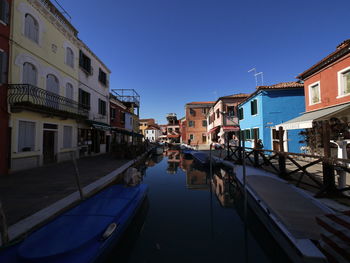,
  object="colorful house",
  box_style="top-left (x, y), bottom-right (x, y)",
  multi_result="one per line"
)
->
top-left (277, 39), bottom-right (350, 156)
top-left (206, 93), bottom-right (249, 145)
top-left (238, 82), bottom-right (305, 153)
